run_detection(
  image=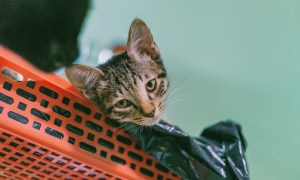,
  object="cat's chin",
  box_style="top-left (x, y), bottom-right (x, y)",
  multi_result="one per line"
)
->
top-left (141, 116), bottom-right (162, 126)
top-left (115, 115), bottom-right (163, 126)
